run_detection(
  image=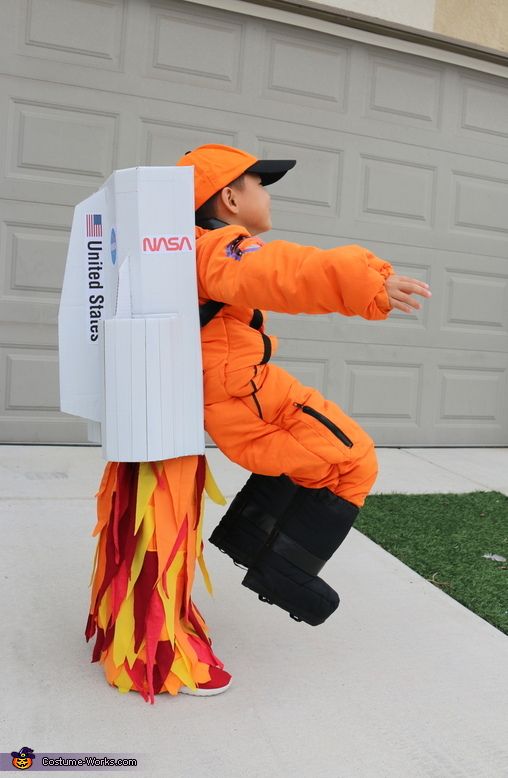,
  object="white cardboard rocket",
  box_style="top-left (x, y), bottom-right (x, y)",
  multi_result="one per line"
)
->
top-left (58, 166), bottom-right (205, 462)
